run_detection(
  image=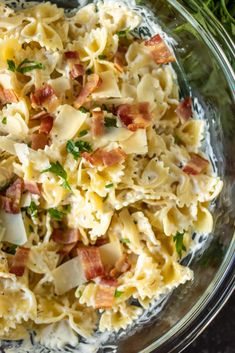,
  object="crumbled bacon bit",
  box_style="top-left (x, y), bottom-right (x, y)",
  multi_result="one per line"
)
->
top-left (64, 51), bottom-right (80, 60)
top-left (110, 255), bottom-right (131, 277)
top-left (29, 111), bottom-right (49, 121)
top-left (175, 97), bottom-right (193, 123)
top-left (52, 228), bottom-right (80, 245)
top-left (31, 132), bottom-right (49, 150)
top-left (70, 64), bottom-right (84, 79)
top-left (77, 247), bottom-right (105, 280)
top-left (144, 34), bottom-right (175, 65)
top-left (91, 110), bottom-right (104, 137)
top-left (30, 84), bottom-right (59, 112)
top-left (95, 285), bottom-right (115, 309)
top-left (99, 276), bottom-right (119, 287)
top-left (0, 86), bottom-right (18, 105)
top-left (0, 178), bottom-right (23, 214)
top-left (23, 181), bottom-right (41, 195)
top-left (39, 114), bottom-right (53, 134)
top-left (9, 247), bottom-right (30, 276)
top-left (82, 147), bottom-right (126, 167)
top-left (74, 74), bottom-right (102, 109)
top-left (183, 153), bottom-right (209, 175)
top-left (117, 102), bottom-right (151, 131)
